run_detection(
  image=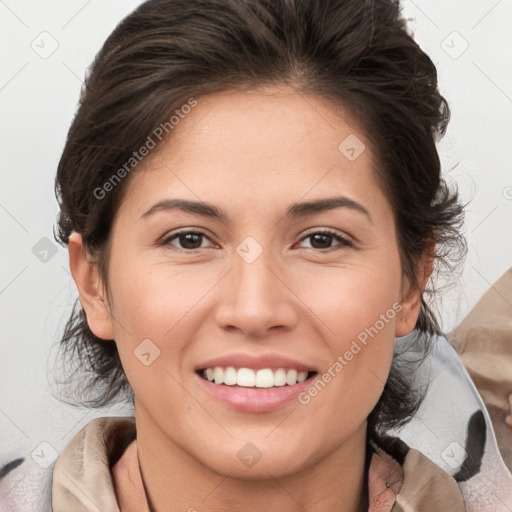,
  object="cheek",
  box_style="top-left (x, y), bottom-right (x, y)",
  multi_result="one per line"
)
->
top-left (106, 260), bottom-right (222, 388)
top-left (109, 261), bottom-right (209, 339)
top-left (297, 261), bottom-right (401, 410)
top-left (301, 303), bottom-right (397, 439)
top-left (298, 258), bottom-right (402, 340)
top-left (105, 265), bottom-right (198, 409)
